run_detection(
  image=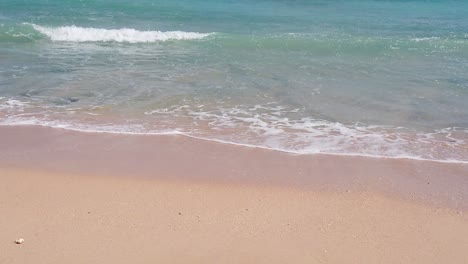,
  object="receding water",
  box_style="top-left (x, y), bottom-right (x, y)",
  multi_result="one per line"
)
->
top-left (0, 0), bottom-right (467, 162)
